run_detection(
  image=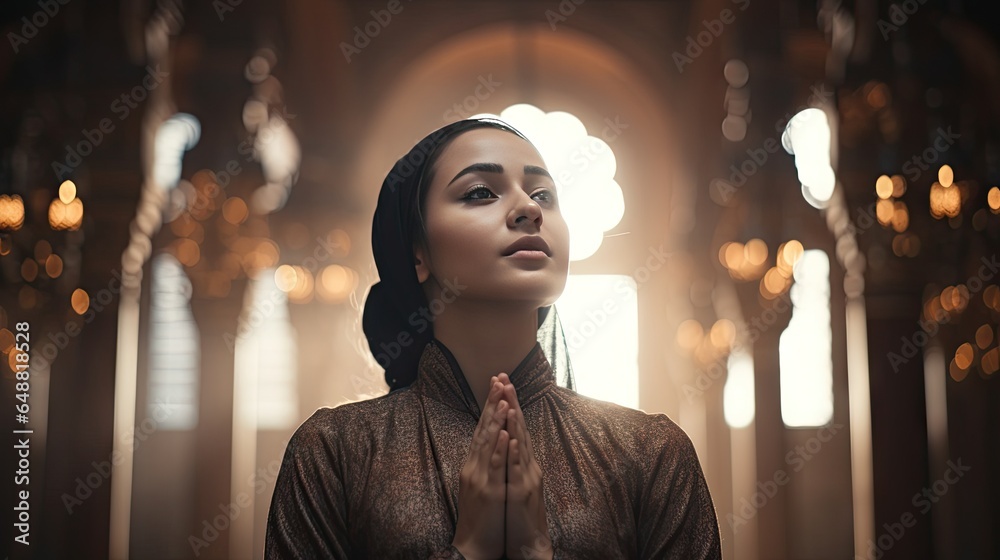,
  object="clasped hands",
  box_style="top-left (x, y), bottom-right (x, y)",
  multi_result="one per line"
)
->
top-left (452, 373), bottom-right (552, 560)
